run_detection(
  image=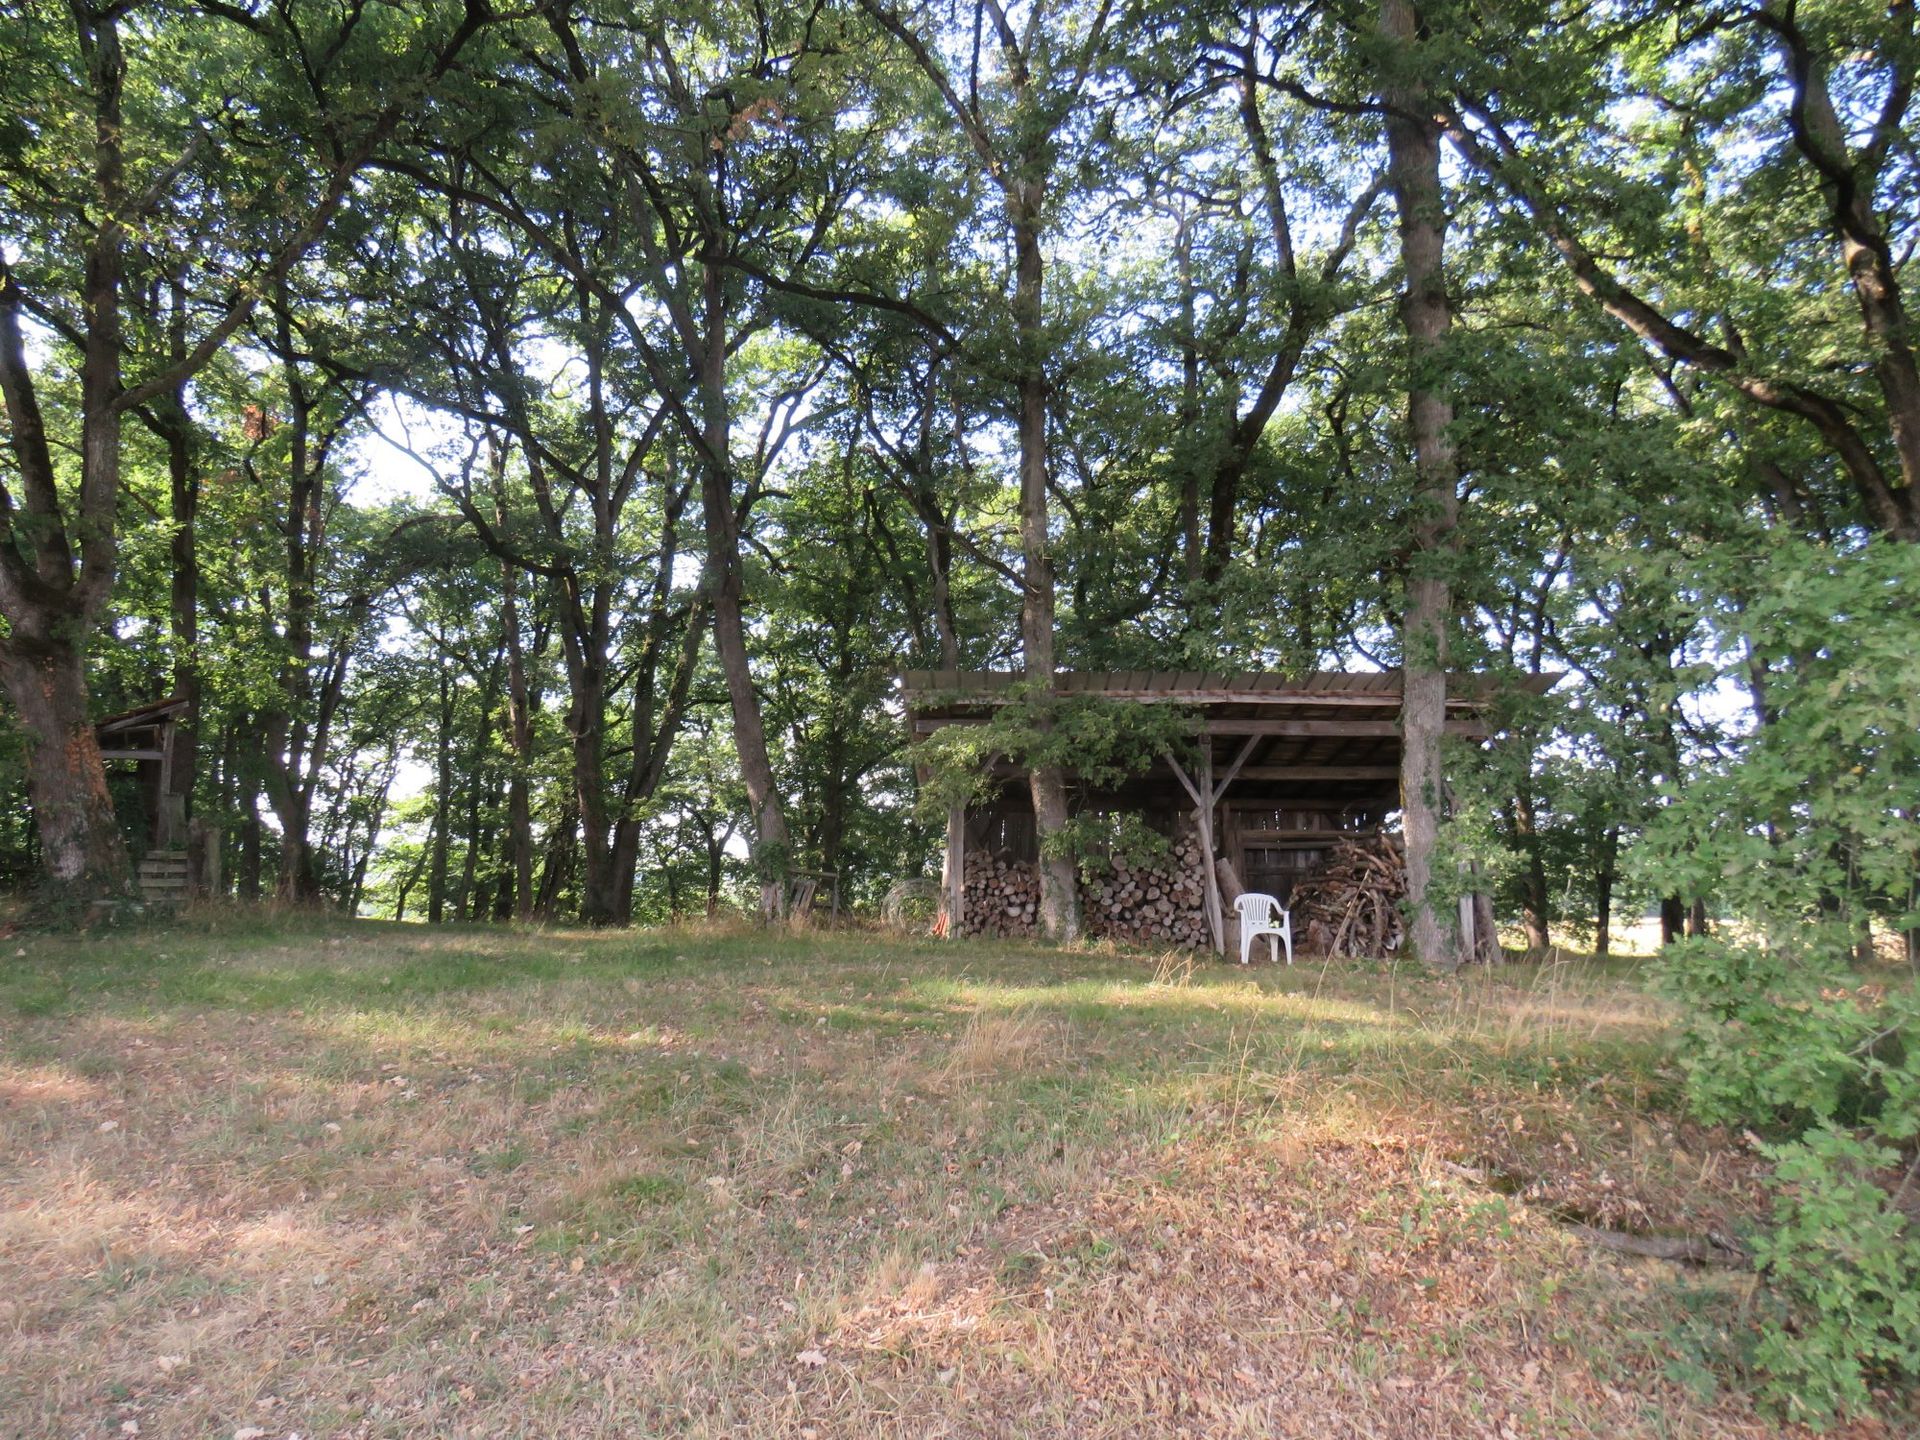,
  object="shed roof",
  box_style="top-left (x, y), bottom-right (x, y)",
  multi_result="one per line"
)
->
top-left (901, 669), bottom-right (1561, 809)
top-left (900, 668), bottom-right (1559, 714)
top-left (94, 695), bottom-right (191, 737)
